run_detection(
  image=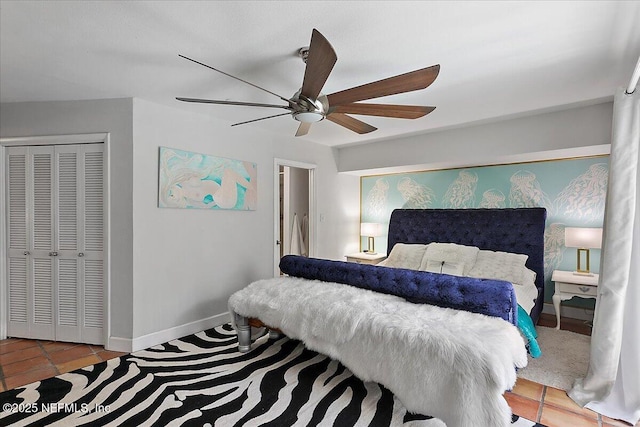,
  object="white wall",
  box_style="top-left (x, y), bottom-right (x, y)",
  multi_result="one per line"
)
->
top-left (131, 99), bottom-right (359, 341)
top-left (337, 101), bottom-right (613, 174)
top-left (0, 99), bottom-right (134, 341)
top-left (0, 98), bottom-right (360, 350)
